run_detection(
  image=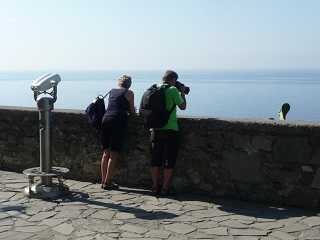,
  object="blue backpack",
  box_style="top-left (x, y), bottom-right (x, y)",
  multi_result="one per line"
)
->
top-left (85, 92), bottom-right (110, 130)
